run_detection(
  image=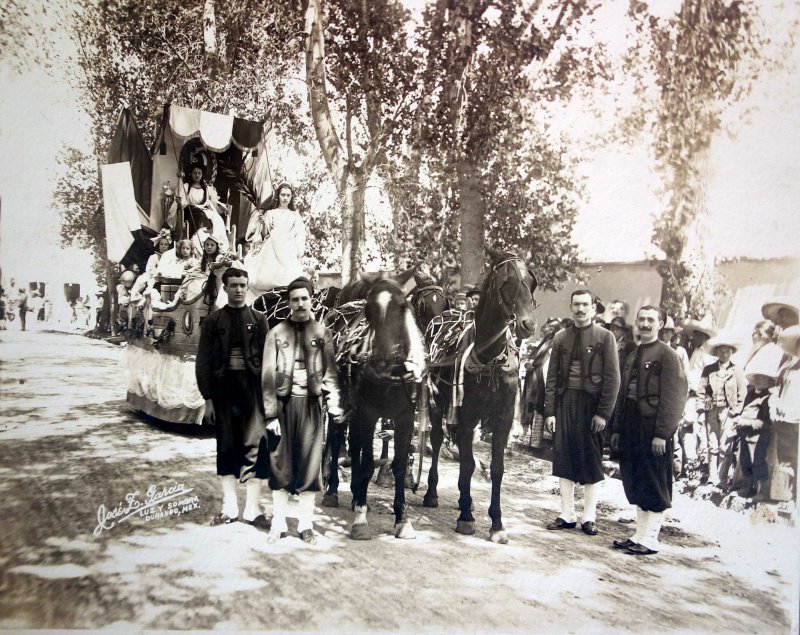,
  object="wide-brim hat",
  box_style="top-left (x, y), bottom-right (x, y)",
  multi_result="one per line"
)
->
top-left (465, 286), bottom-right (481, 299)
top-left (761, 297), bottom-right (799, 325)
top-left (706, 333), bottom-right (741, 356)
top-left (606, 316), bottom-right (631, 332)
top-left (778, 325), bottom-right (800, 357)
top-left (593, 295), bottom-right (606, 315)
top-left (682, 318), bottom-right (717, 339)
top-left (197, 228), bottom-right (223, 246)
top-left (661, 316), bottom-right (682, 333)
